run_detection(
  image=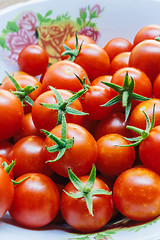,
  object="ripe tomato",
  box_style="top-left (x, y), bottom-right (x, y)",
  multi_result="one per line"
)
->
top-left (0, 140), bottom-right (13, 159)
top-left (9, 173), bottom-right (60, 228)
top-left (32, 89), bottom-right (84, 132)
top-left (0, 156), bottom-right (14, 179)
top-left (113, 167), bottom-right (160, 221)
top-left (133, 24), bottom-right (160, 46)
top-left (96, 133), bottom-right (135, 177)
top-left (91, 75), bottom-right (112, 90)
top-left (18, 44), bottom-right (49, 76)
top-left (44, 123), bottom-right (97, 177)
top-left (41, 60), bottom-right (89, 92)
top-left (0, 89), bottom-right (24, 141)
top-left (60, 34), bottom-right (95, 60)
top-left (153, 73), bottom-right (160, 98)
top-left (103, 37), bottom-right (133, 61)
top-left (61, 175), bottom-right (113, 233)
top-left (74, 43), bottom-right (110, 81)
top-left (109, 52), bottom-right (131, 75)
top-left (129, 39), bottom-right (160, 84)
top-left (94, 112), bottom-right (131, 140)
